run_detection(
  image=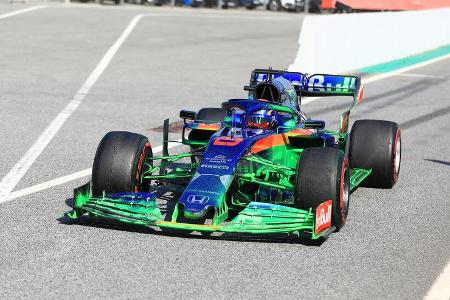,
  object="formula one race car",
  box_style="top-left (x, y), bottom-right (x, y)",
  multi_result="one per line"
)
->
top-left (65, 69), bottom-right (401, 240)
